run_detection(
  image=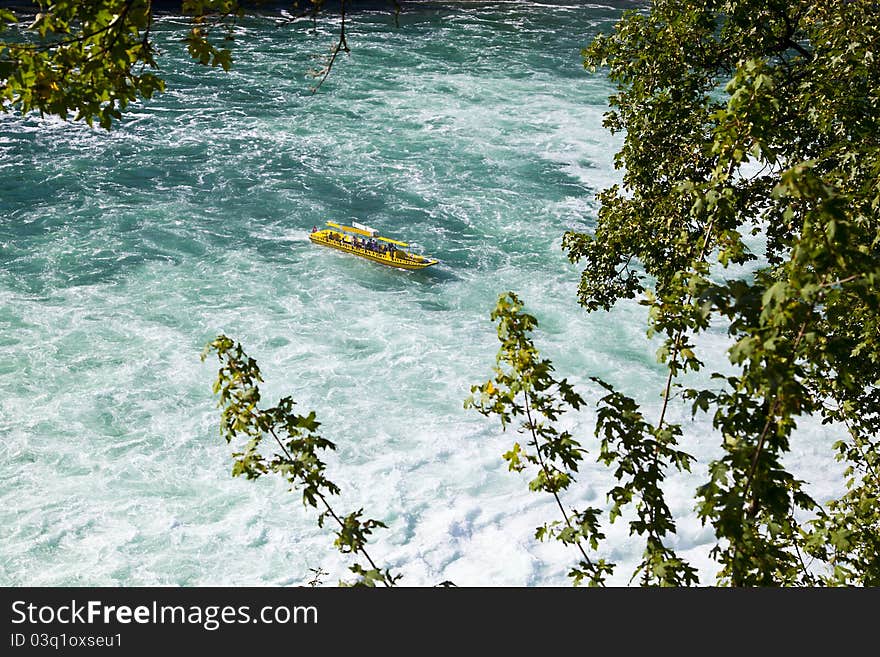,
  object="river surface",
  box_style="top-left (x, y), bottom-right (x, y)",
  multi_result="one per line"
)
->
top-left (0, 1), bottom-right (840, 586)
